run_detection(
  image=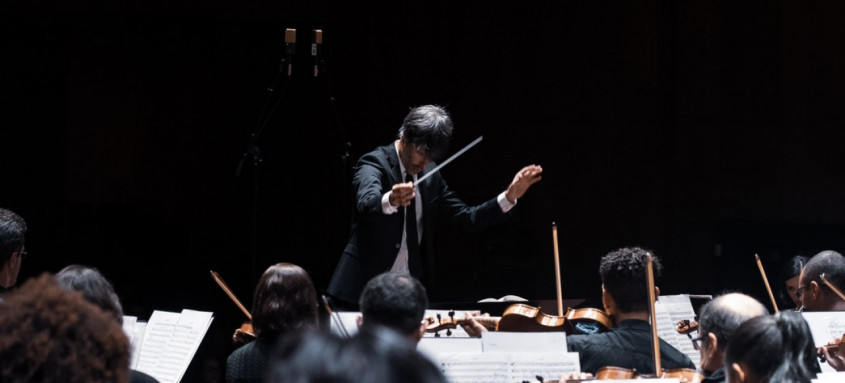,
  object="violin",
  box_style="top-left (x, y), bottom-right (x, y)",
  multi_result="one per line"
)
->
top-left (592, 366), bottom-right (703, 382)
top-left (424, 310), bottom-right (500, 336)
top-left (564, 307), bottom-right (613, 335)
top-left (675, 318), bottom-right (698, 335)
top-left (210, 270), bottom-right (256, 345)
top-left (497, 303), bottom-right (567, 332)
